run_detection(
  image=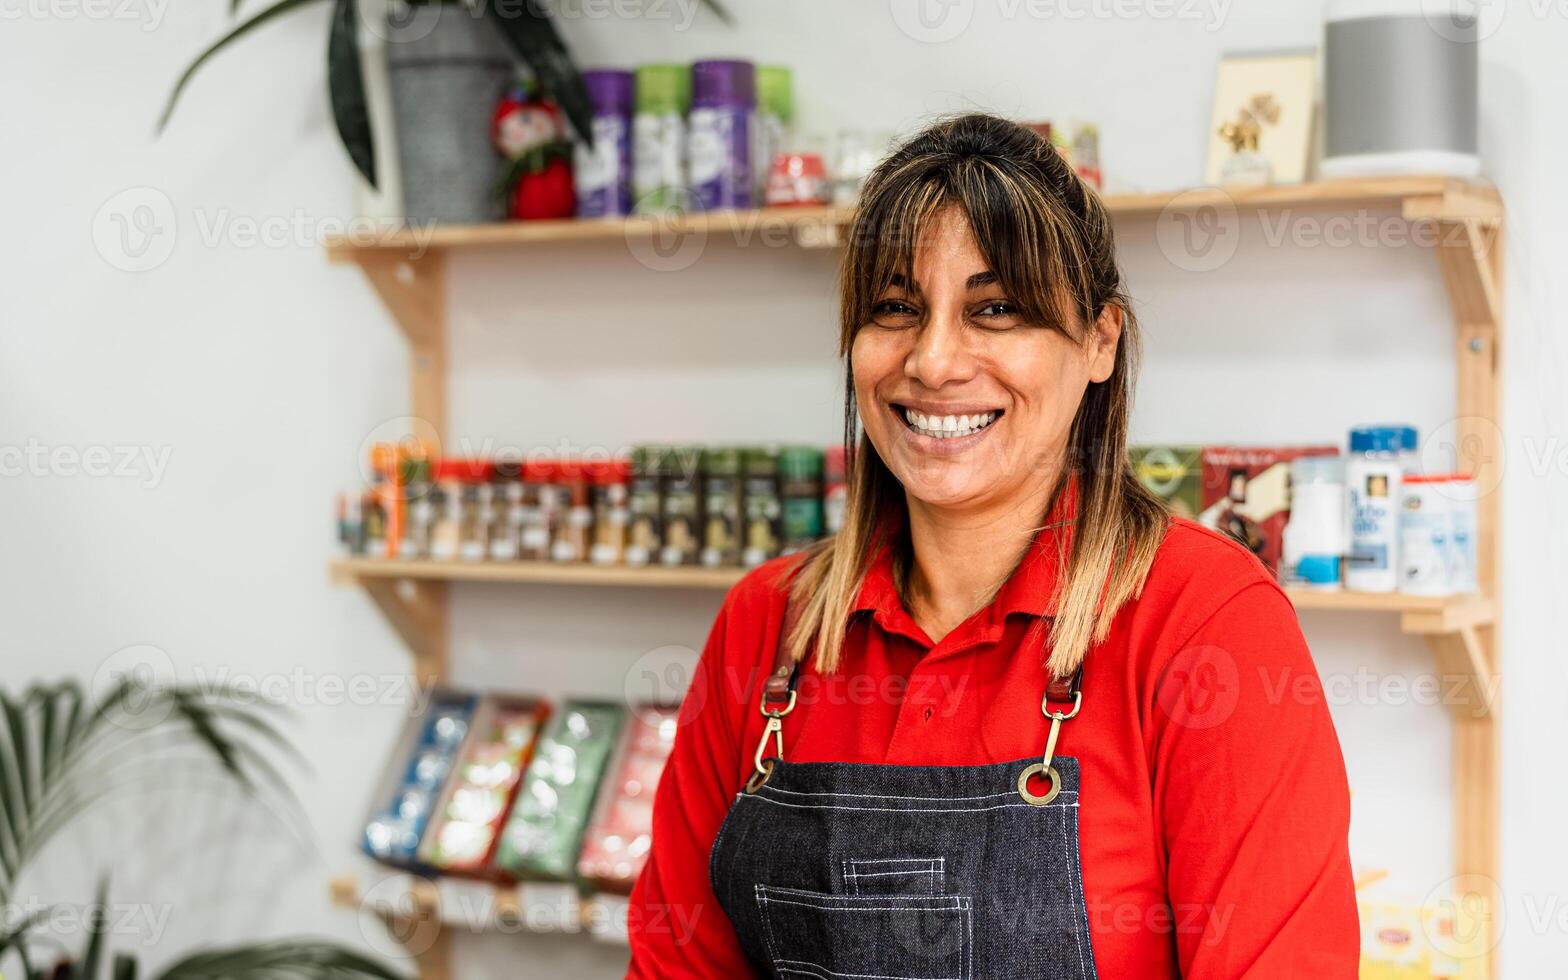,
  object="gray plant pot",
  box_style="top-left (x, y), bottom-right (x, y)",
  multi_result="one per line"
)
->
top-left (384, 0), bottom-right (515, 225)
